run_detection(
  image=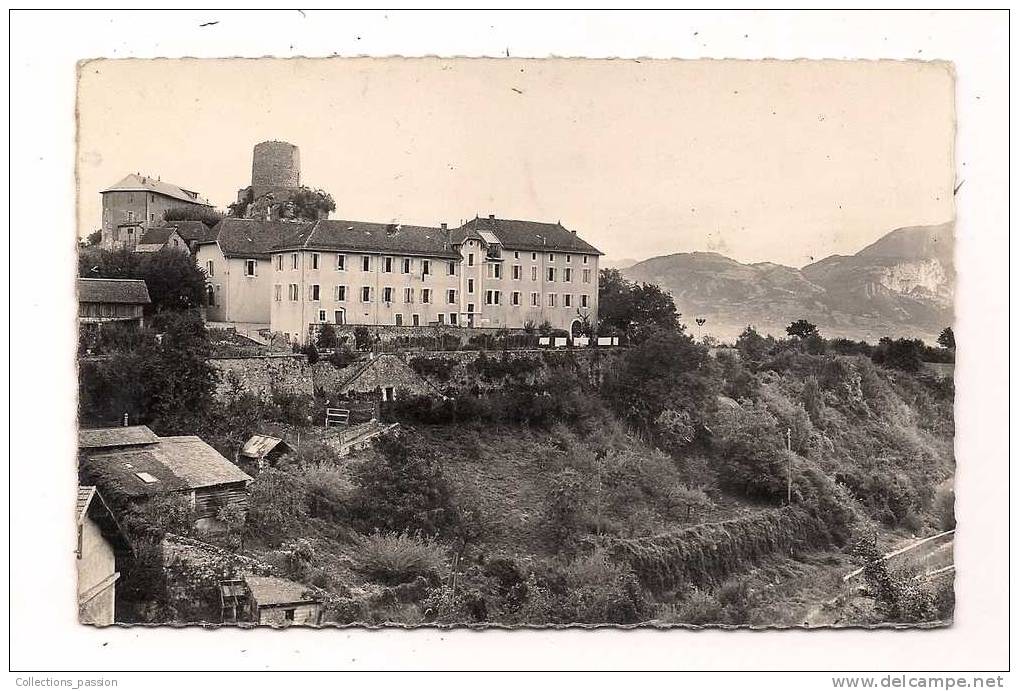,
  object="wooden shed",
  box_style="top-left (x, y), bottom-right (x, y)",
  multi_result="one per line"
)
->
top-left (239, 434), bottom-right (293, 473)
top-left (243, 575), bottom-right (323, 626)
